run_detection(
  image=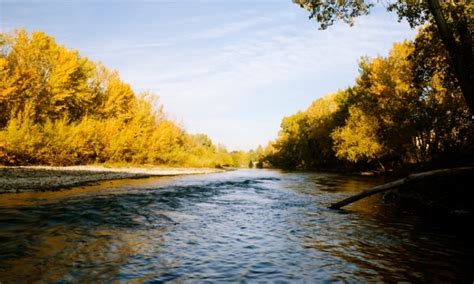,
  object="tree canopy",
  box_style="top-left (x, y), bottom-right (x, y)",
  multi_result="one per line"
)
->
top-left (294, 0), bottom-right (473, 113)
